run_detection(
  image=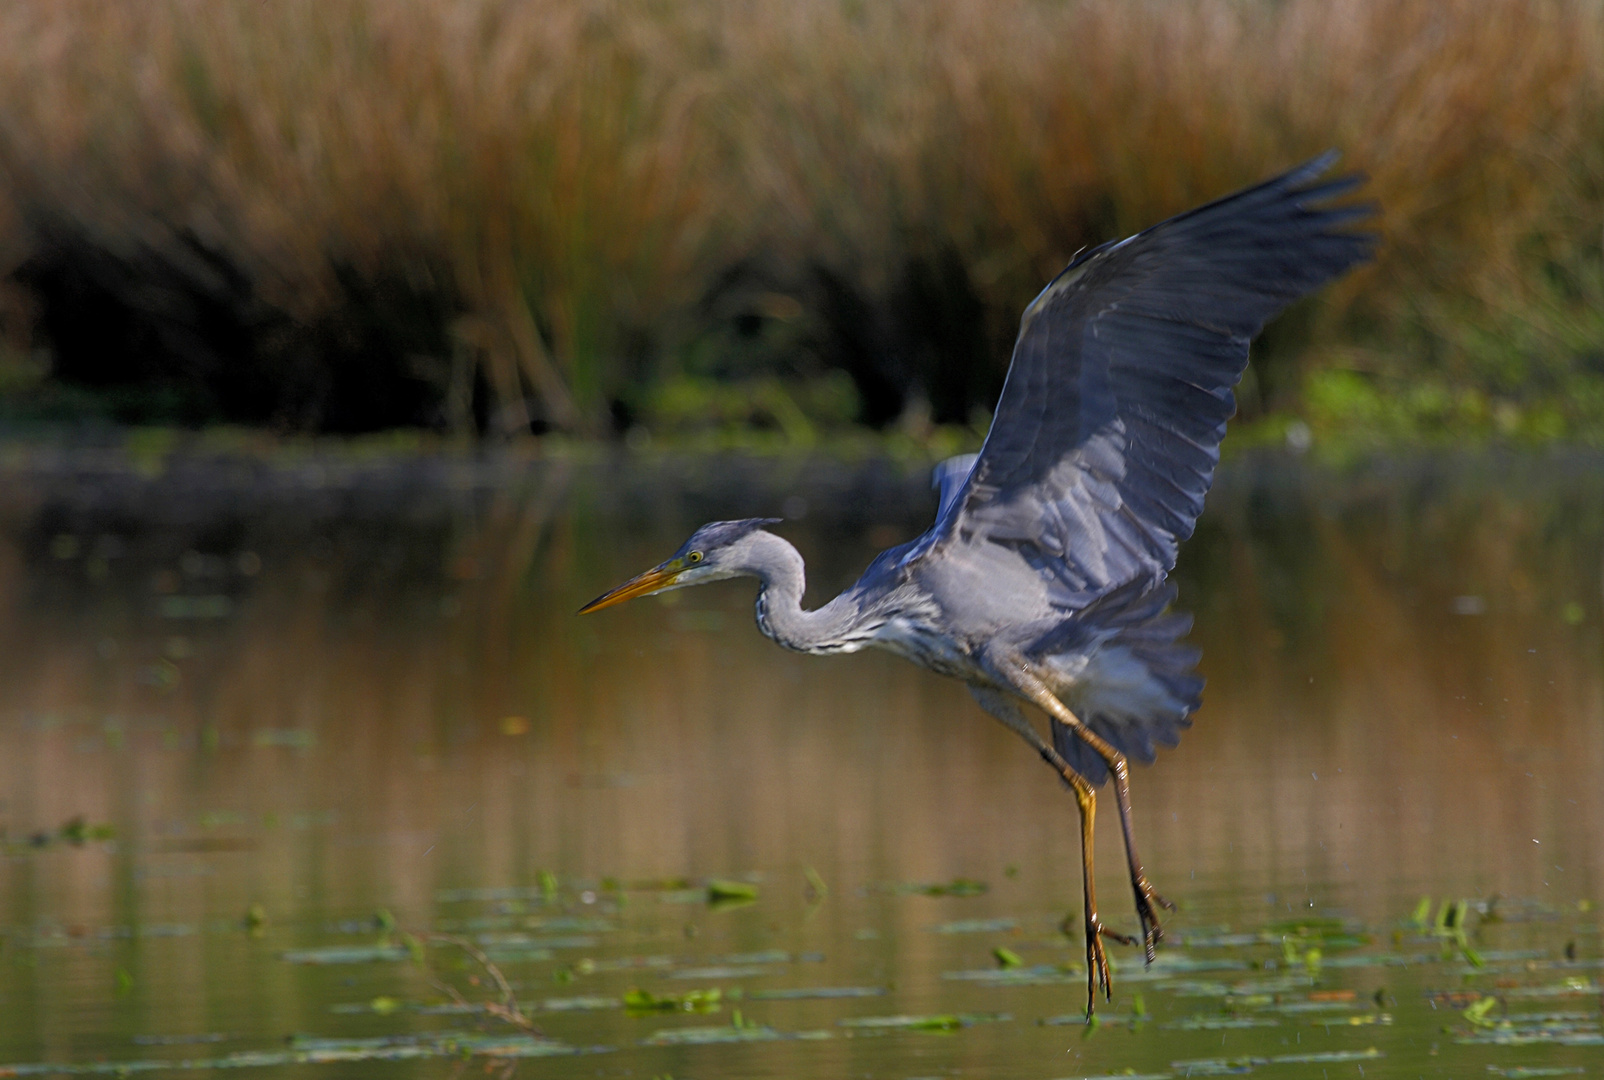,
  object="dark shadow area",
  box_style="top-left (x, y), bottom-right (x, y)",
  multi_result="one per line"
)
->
top-left (14, 225), bottom-right (459, 432)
